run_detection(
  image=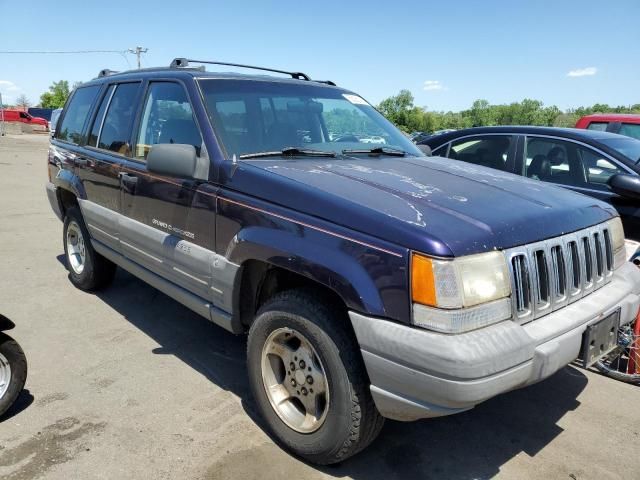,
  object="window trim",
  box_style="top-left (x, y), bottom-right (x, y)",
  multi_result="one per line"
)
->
top-left (86, 84), bottom-right (116, 149)
top-left (130, 78), bottom-right (205, 165)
